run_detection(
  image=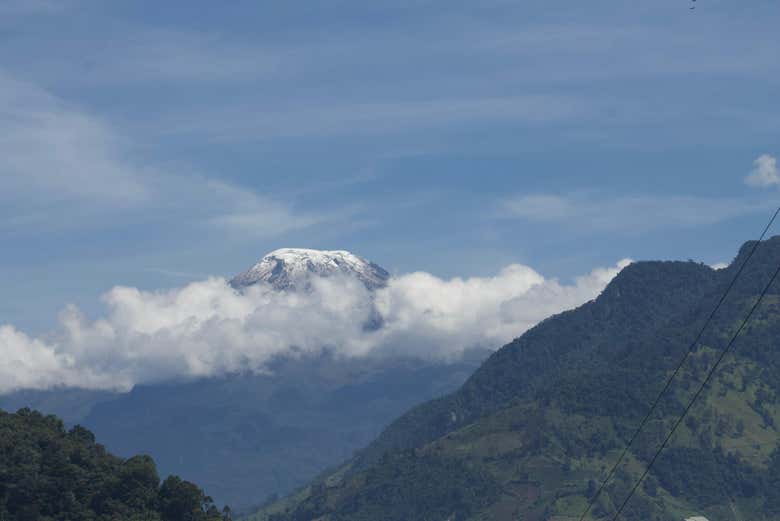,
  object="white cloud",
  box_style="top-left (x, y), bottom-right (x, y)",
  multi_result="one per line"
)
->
top-left (745, 154), bottom-right (779, 188)
top-left (0, 323), bottom-right (114, 392)
top-left (0, 259), bottom-right (630, 394)
top-left (499, 193), bottom-right (768, 232)
top-left (150, 95), bottom-right (589, 143)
